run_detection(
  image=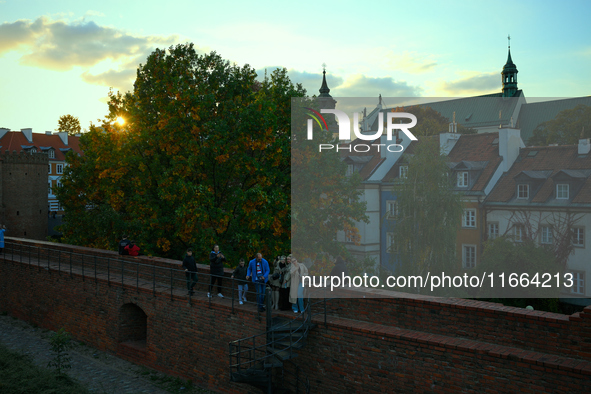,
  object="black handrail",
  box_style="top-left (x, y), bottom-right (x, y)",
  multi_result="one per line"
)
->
top-left (1, 240), bottom-right (263, 305)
